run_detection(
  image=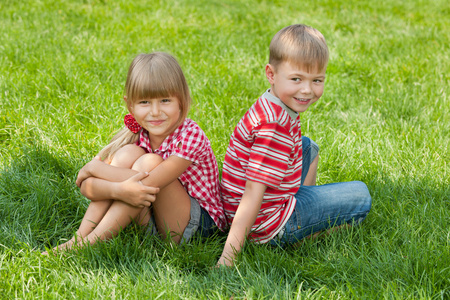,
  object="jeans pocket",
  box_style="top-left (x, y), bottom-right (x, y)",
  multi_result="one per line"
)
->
top-left (282, 208), bottom-right (303, 244)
